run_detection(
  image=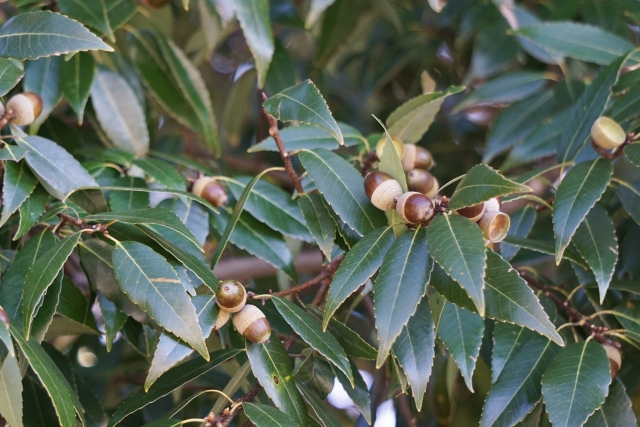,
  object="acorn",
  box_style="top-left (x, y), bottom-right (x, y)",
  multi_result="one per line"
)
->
top-left (396, 192), bottom-right (434, 224)
top-left (455, 202), bottom-right (485, 222)
top-left (591, 117), bottom-right (626, 150)
top-left (479, 211), bottom-right (510, 243)
top-left (376, 136), bottom-right (405, 160)
top-left (402, 145), bottom-right (434, 171)
top-left (192, 177), bottom-right (228, 207)
top-left (603, 344), bottom-right (621, 379)
top-left (233, 305), bottom-right (271, 344)
top-left (407, 169), bottom-right (439, 199)
top-left (215, 280), bottom-right (247, 313)
top-left (484, 197), bottom-right (501, 213)
top-left (6, 92), bottom-right (43, 126)
top-left (213, 309), bottom-right (231, 330)
top-left (364, 171), bottom-right (403, 211)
